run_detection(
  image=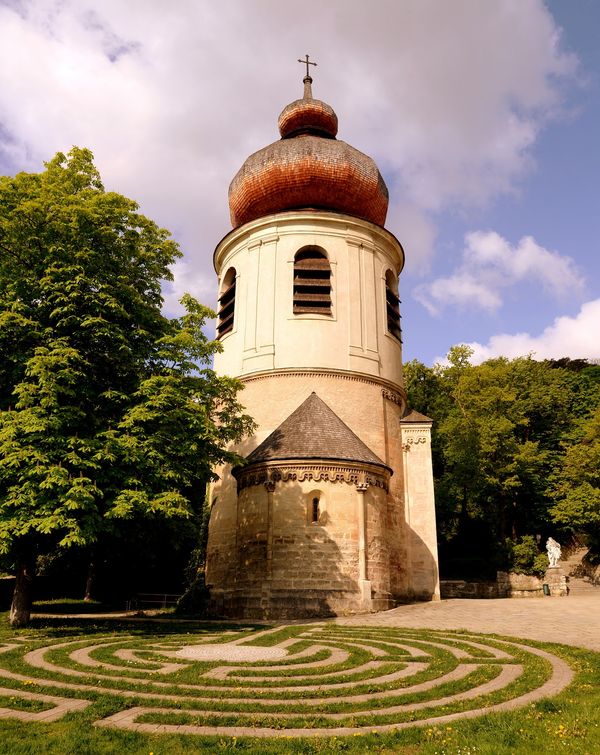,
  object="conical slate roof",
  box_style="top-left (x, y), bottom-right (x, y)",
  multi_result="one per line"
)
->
top-left (245, 392), bottom-right (389, 470)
